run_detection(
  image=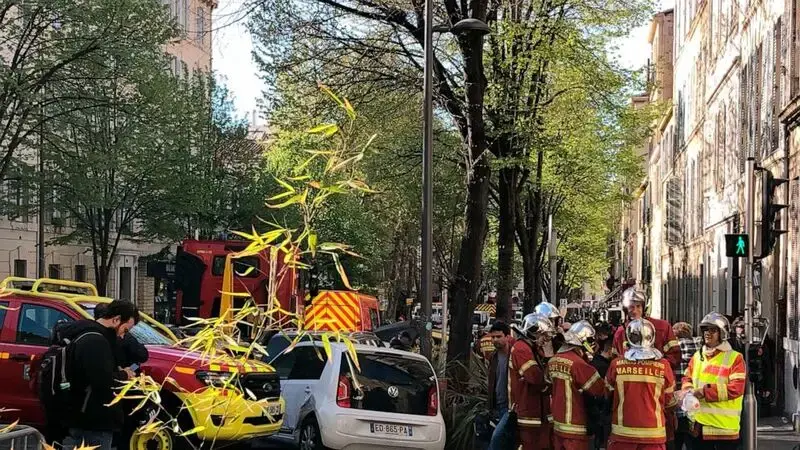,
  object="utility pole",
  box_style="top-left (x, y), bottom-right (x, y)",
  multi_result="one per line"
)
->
top-left (37, 86), bottom-right (45, 278)
top-left (419, 0), bottom-right (434, 360)
top-left (548, 214), bottom-right (557, 305)
top-left (743, 157), bottom-right (757, 450)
